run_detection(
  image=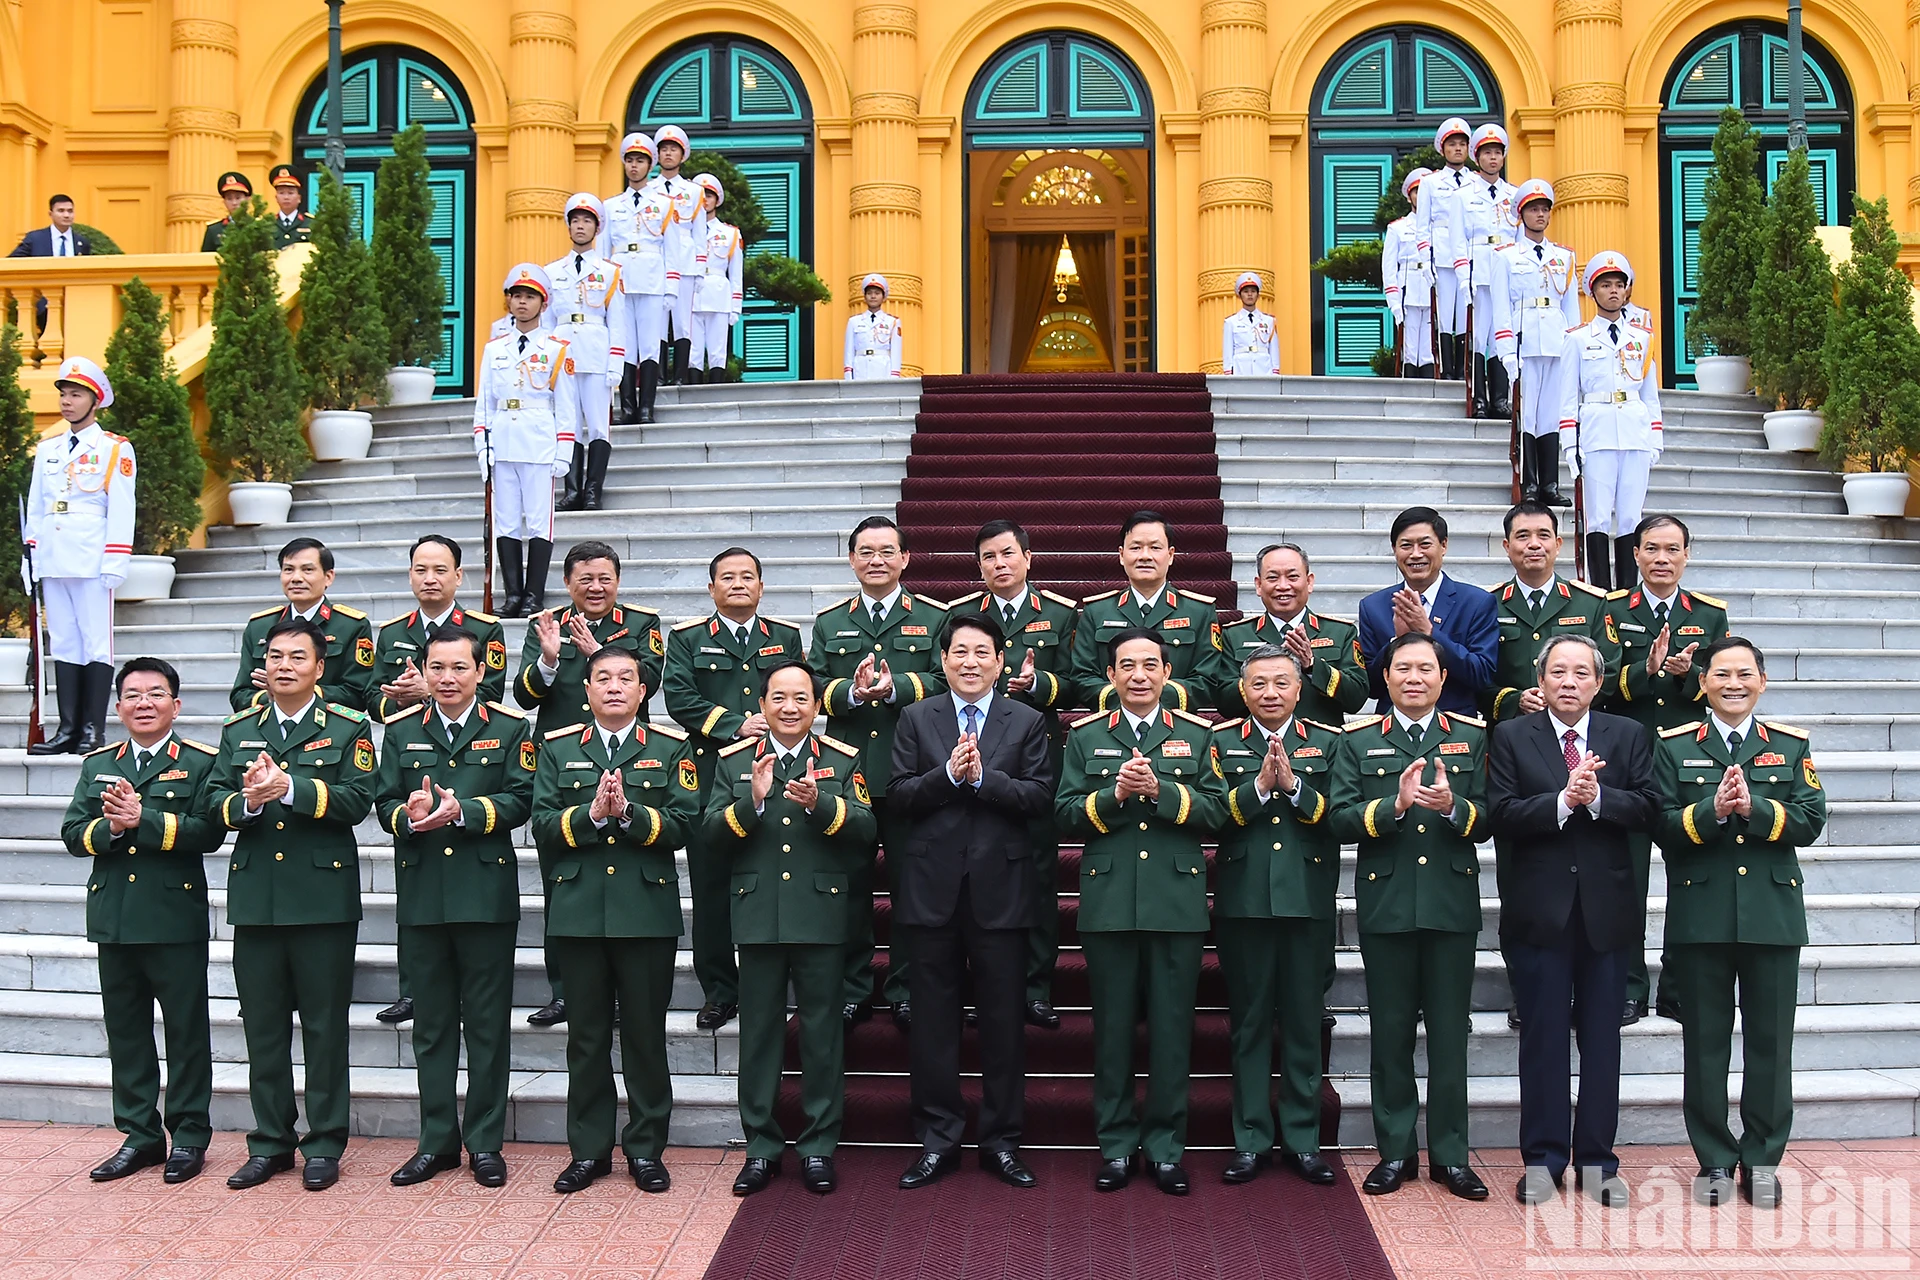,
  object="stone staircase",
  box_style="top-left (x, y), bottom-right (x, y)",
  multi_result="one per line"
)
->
top-left (0, 374), bottom-right (1915, 1150)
